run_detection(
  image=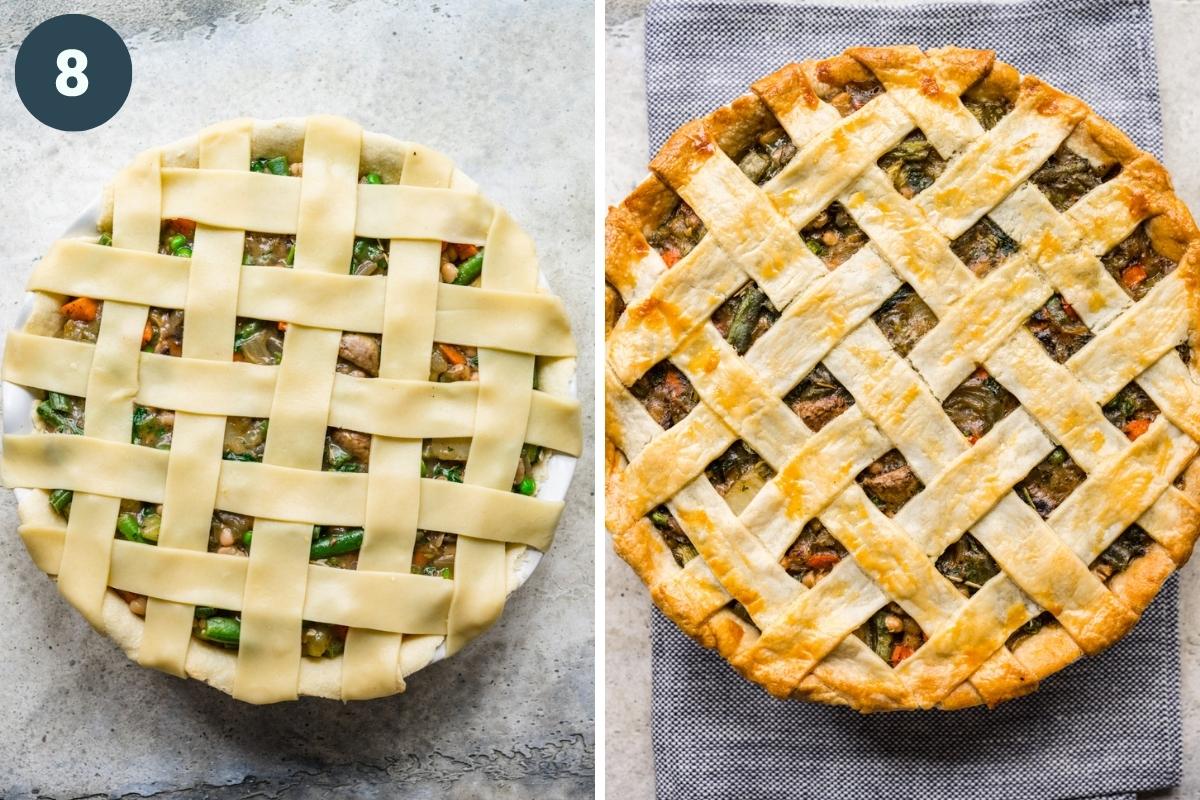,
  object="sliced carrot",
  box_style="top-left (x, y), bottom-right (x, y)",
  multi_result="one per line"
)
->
top-left (457, 244), bottom-right (479, 259)
top-left (438, 343), bottom-right (466, 366)
top-left (277, 321), bottom-right (288, 331)
top-left (60, 296), bottom-right (98, 322)
top-left (1124, 417), bottom-right (1151, 440)
top-left (663, 368), bottom-right (687, 398)
top-left (142, 321), bottom-right (153, 345)
top-left (1121, 263), bottom-right (1148, 288)
top-left (170, 218), bottom-right (197, 237)
top-left (661, 247), bottom-right (681, 267)
top-left (805, 552), bottom-right (841, 570)
top-left (232, 352), bottom-right (245, 363)
top-left (890, 644), bottom-right (916, 666)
